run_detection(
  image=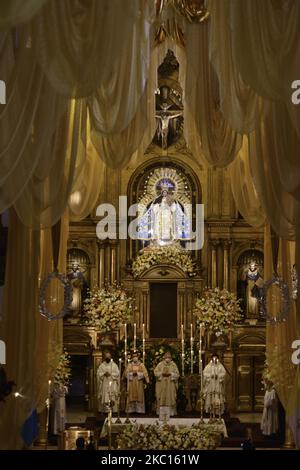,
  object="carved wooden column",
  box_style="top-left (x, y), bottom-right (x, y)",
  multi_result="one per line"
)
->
top-left (110, 241), bottom-right (118, 284)
top-left (281, 420), bottom-right (295, 449)
top-left (105, 243), bottom-right (111, 285)
top-left (210, 239), bottom-right (219, 287)
top-left (223, 240), bottom-right (231, 290)
top-left (98, 241), bottom-right (105, 287)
